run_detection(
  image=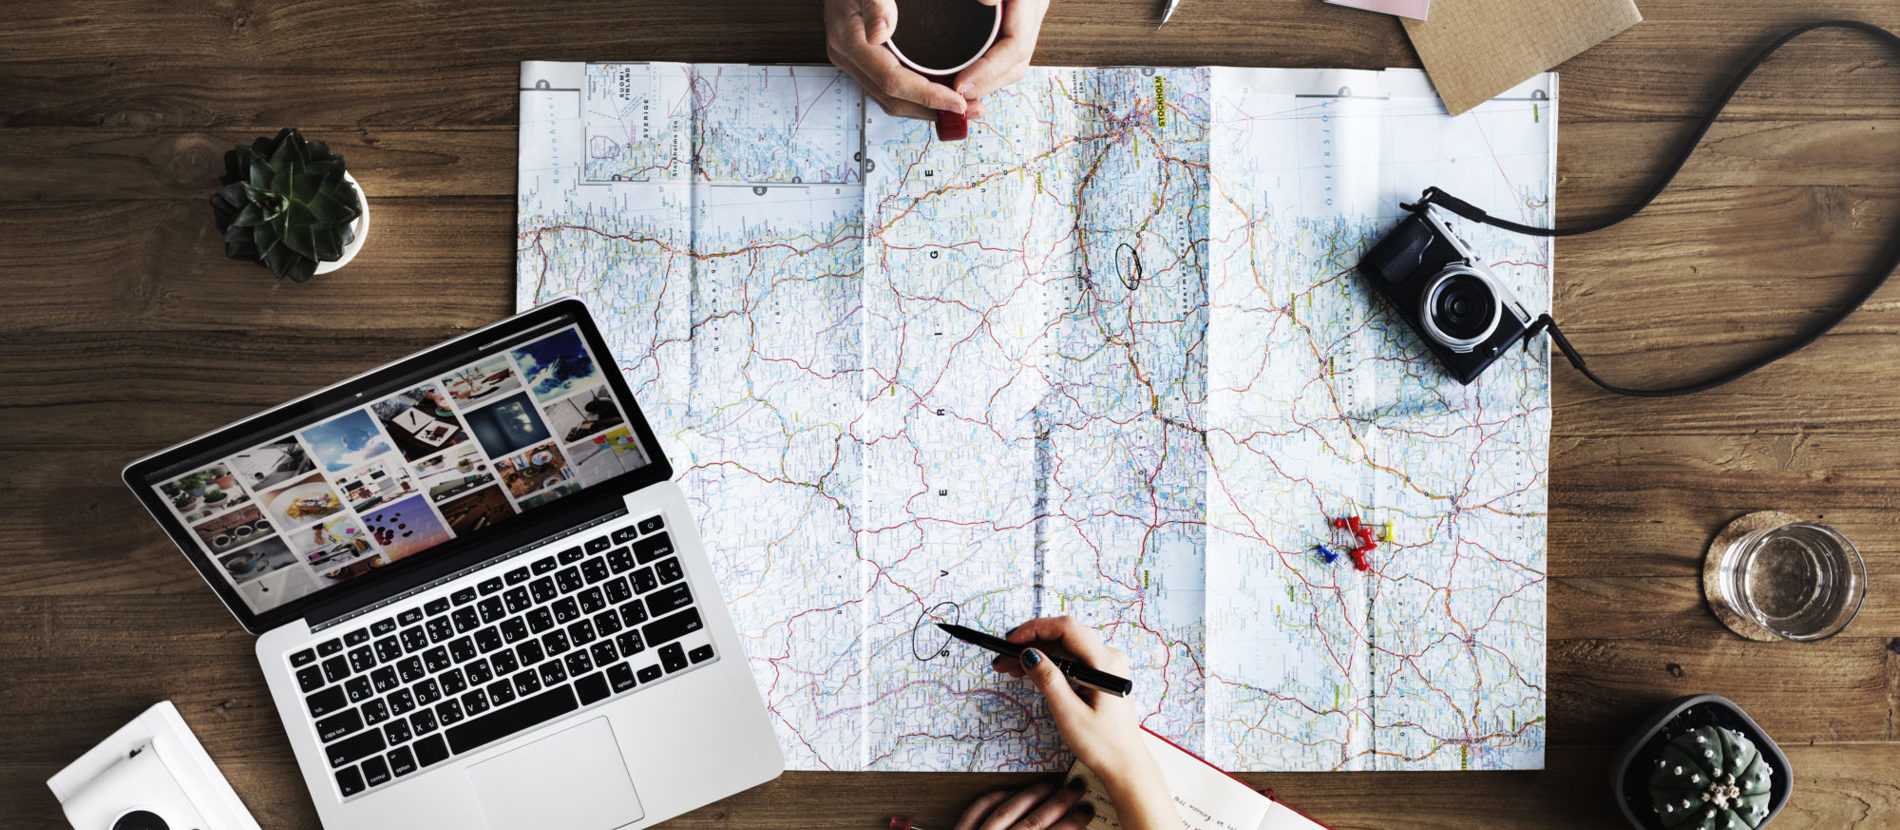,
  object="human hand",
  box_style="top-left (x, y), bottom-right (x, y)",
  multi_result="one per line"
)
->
top-left (824, 0), bottom-right (970, 121)
top-left (990, 617), bottom-right (1155, 794)
top-left (953, 779), bottom-right (1094, 830)
top-left (953, 0), bottom-right (1051, 105)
